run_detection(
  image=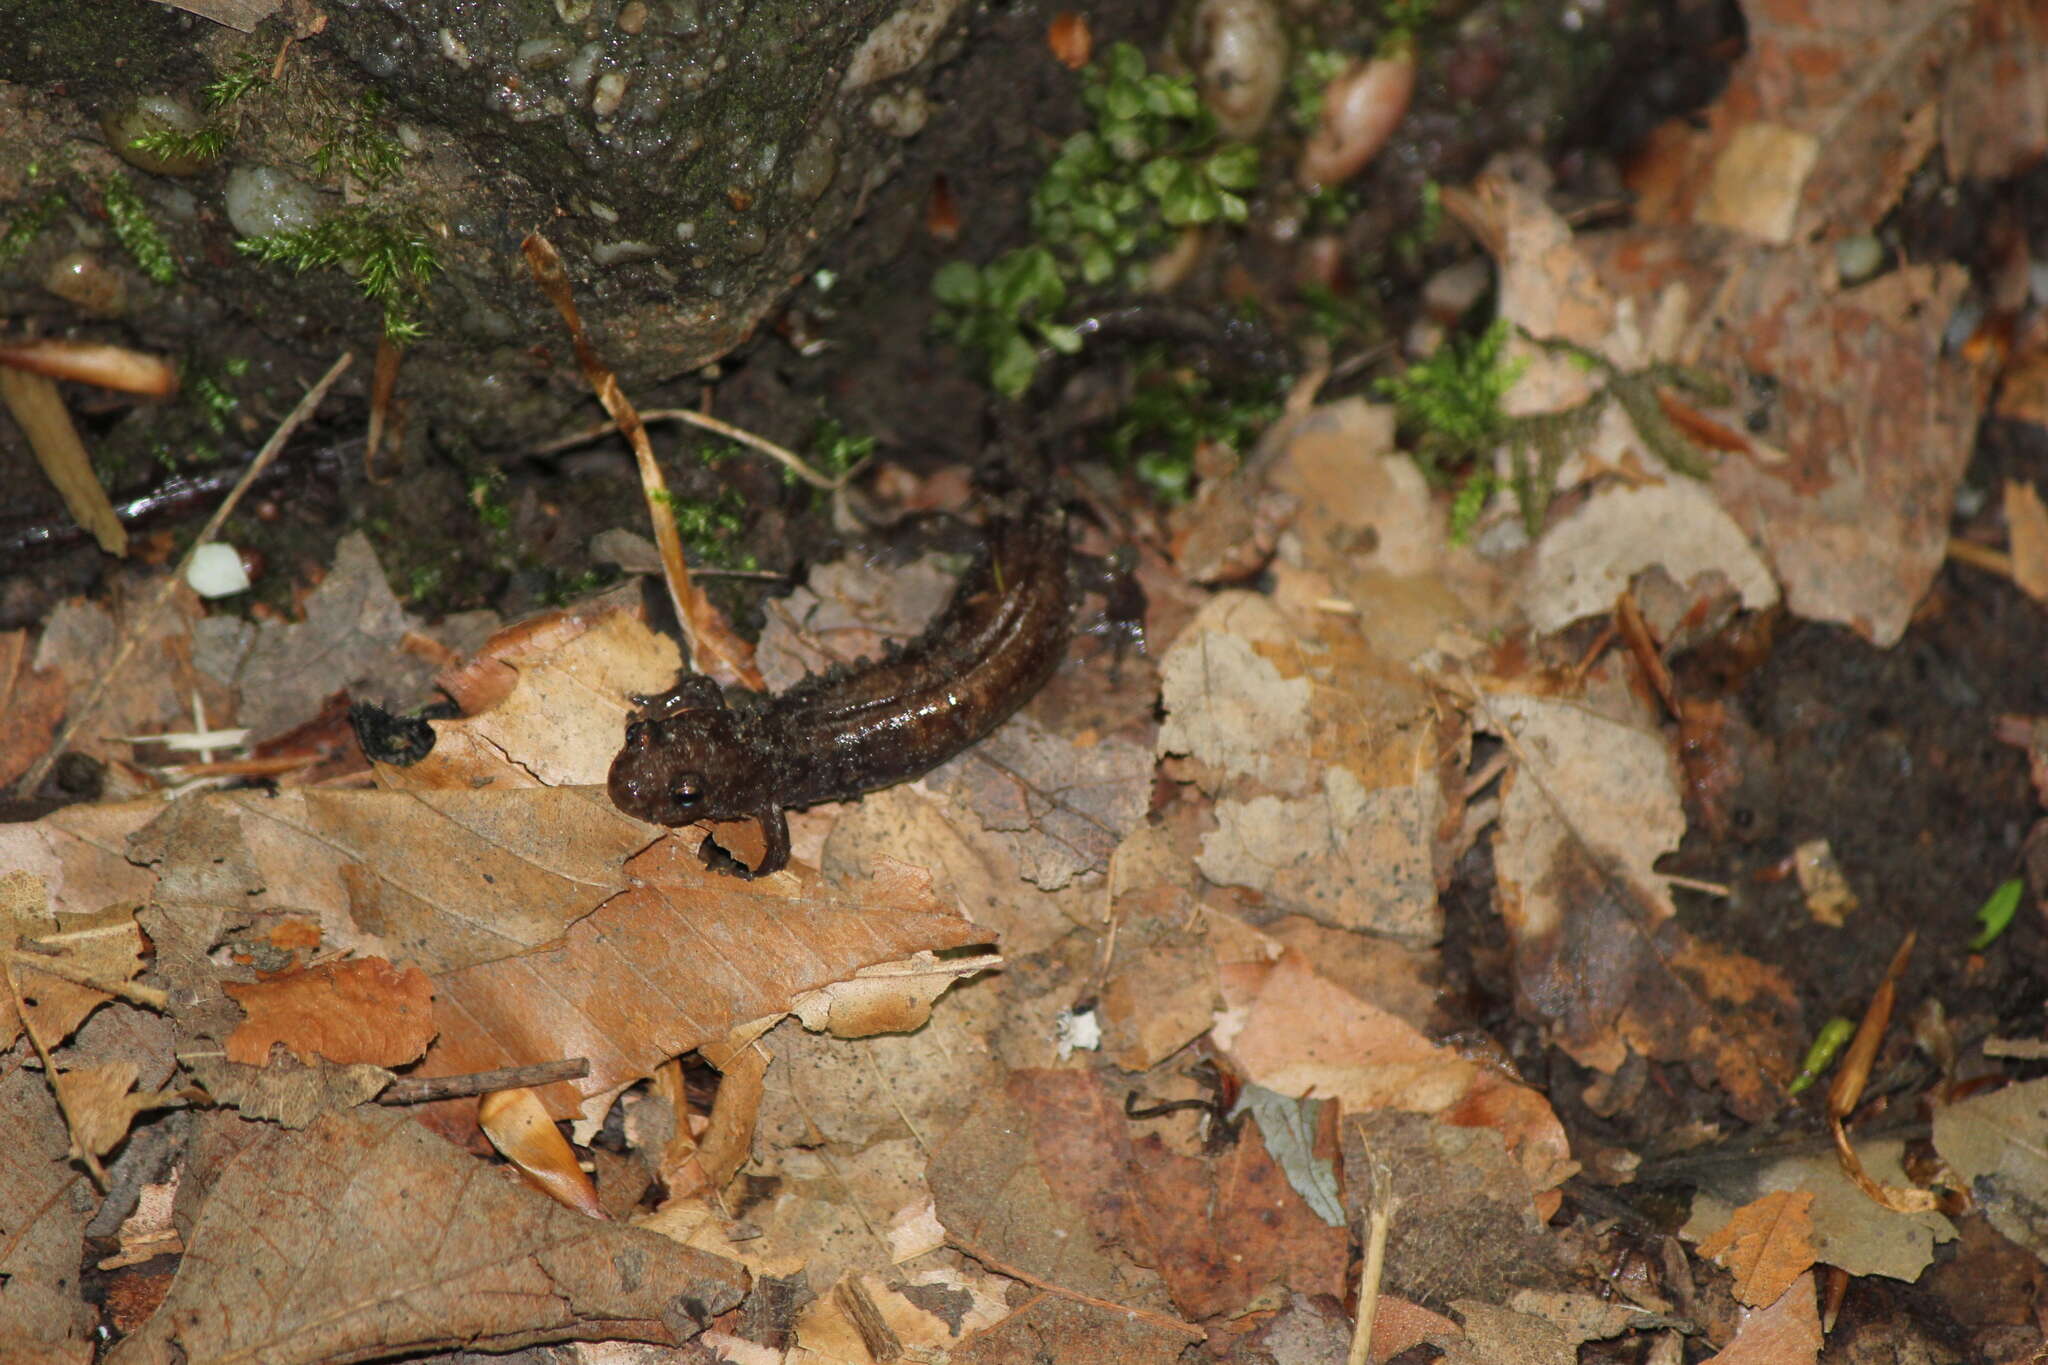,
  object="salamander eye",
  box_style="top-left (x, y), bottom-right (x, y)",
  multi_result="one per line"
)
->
top-left (671, 774), bottom-right (704, 809)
